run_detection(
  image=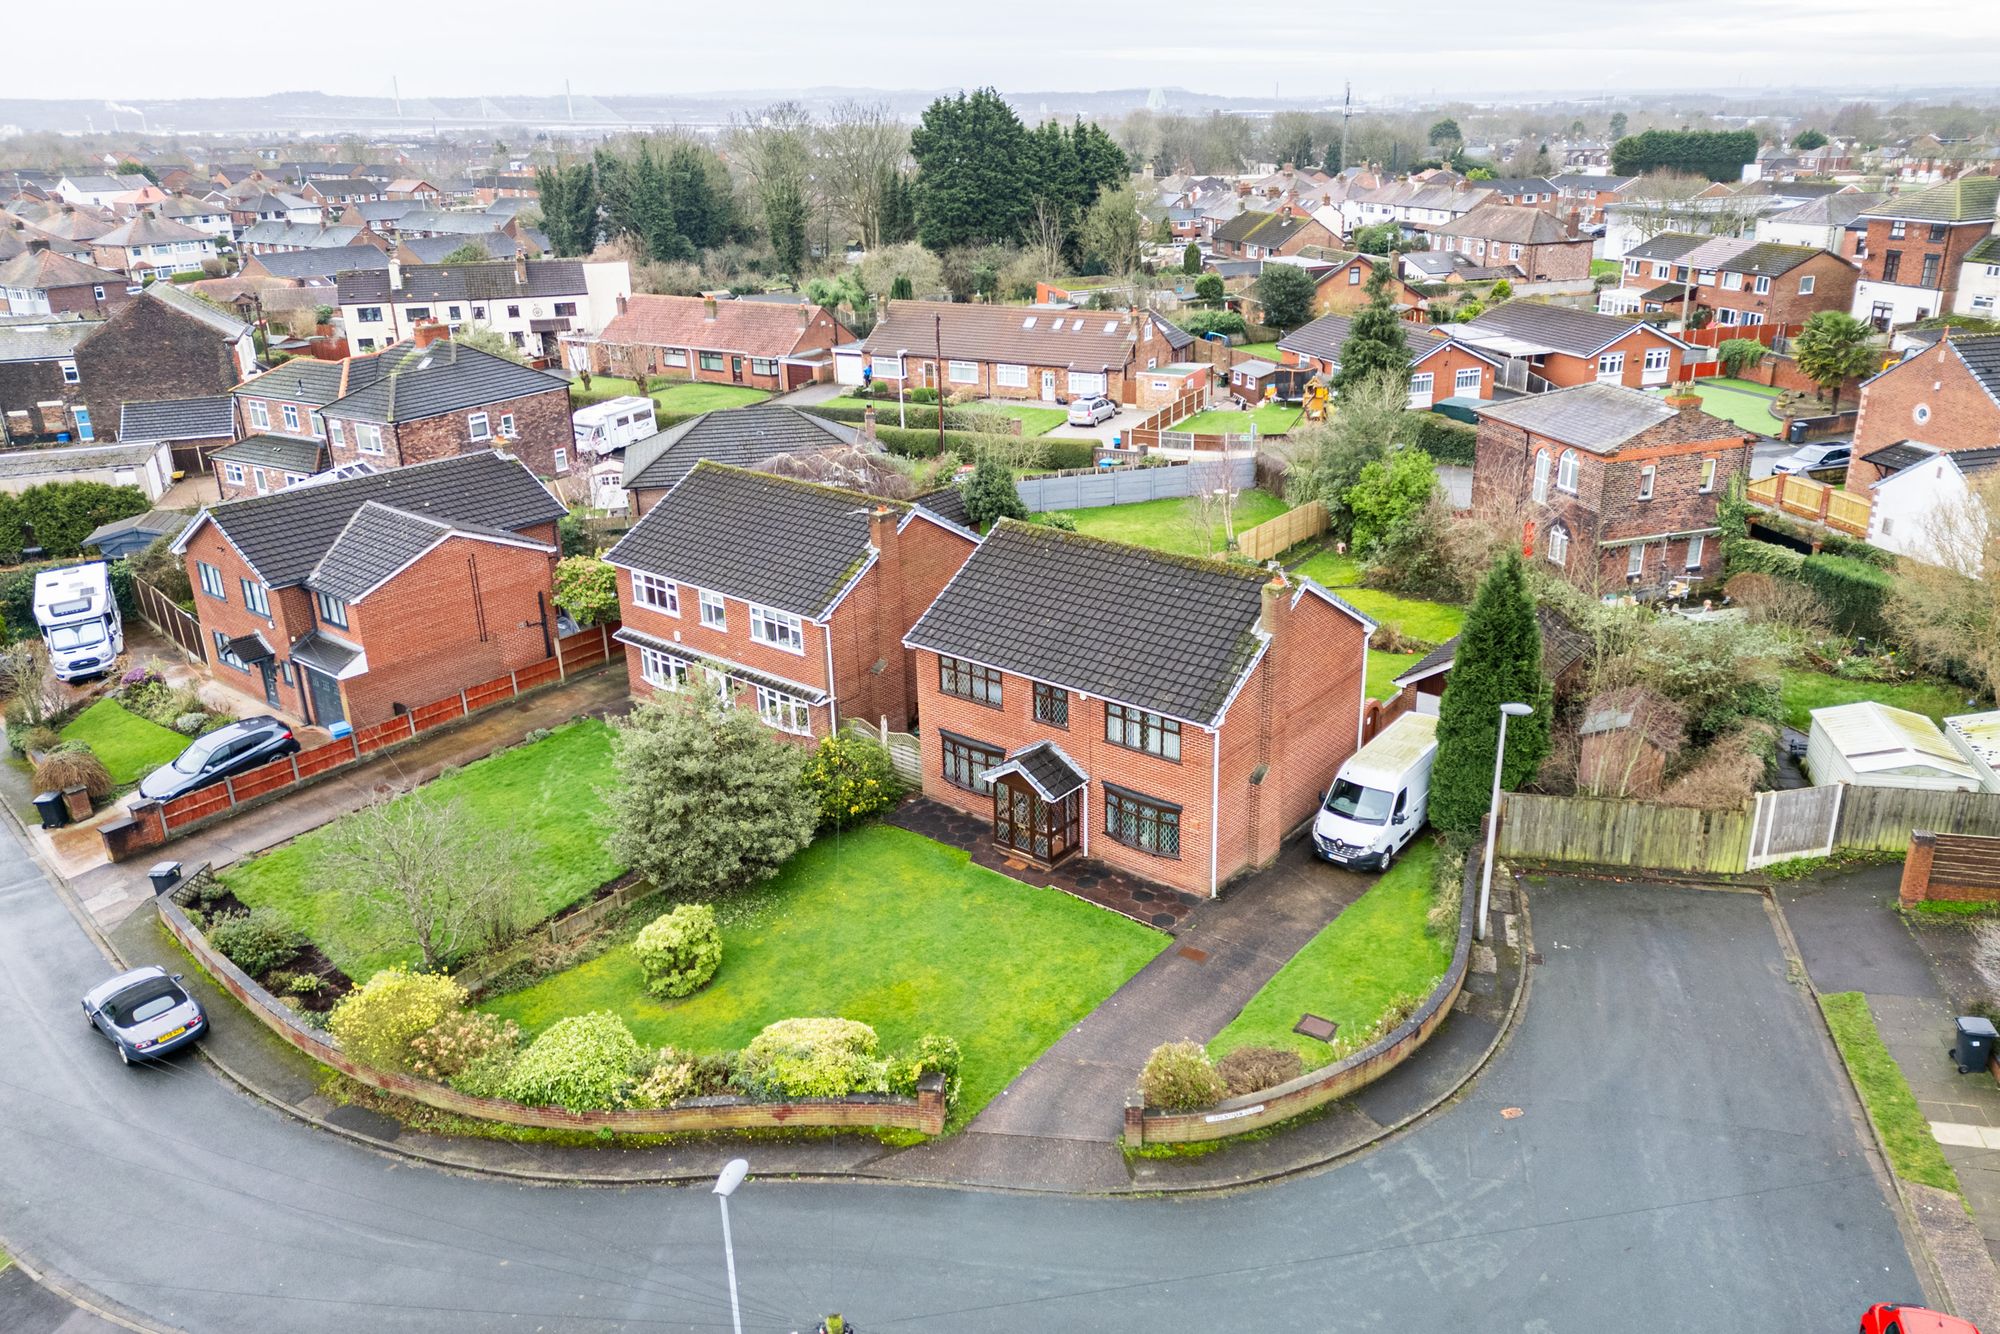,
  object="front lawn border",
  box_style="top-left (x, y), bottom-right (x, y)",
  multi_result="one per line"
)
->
top-left (156, 876), bottom-right (945, 1137)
